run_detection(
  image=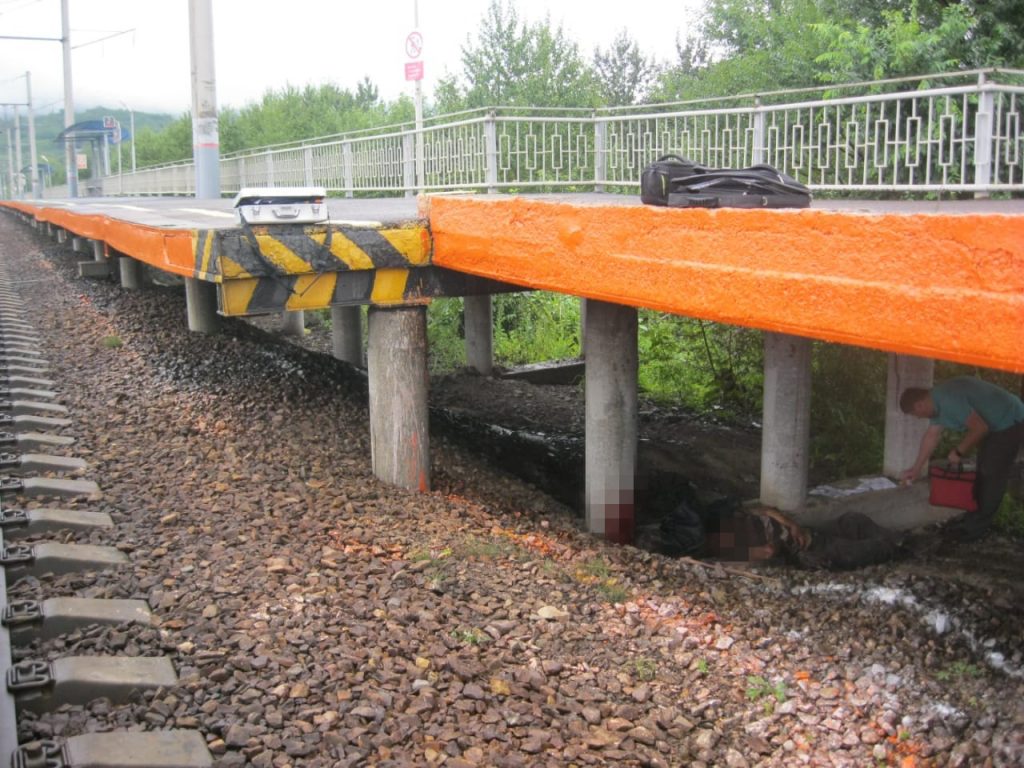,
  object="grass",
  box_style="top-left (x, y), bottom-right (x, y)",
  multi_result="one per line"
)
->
top-left (631, 657), bottom-right (657, 682)
top-left (451, 627), bottom-right (488, 646)
top-left (935, 660), bottom-right (984, 683)
top-left (456, 536), bottom-right (529, 561)
top-left (696, 658), bottom-right (709, 676)
top-left (746, 675), bottom-right (787, 714)
top-left (101, 334), bottom-right (123, 349)
top-left (994, 493), bottom-right (1024, 538)
top-left (576, 557), bottom-right (630, 603)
